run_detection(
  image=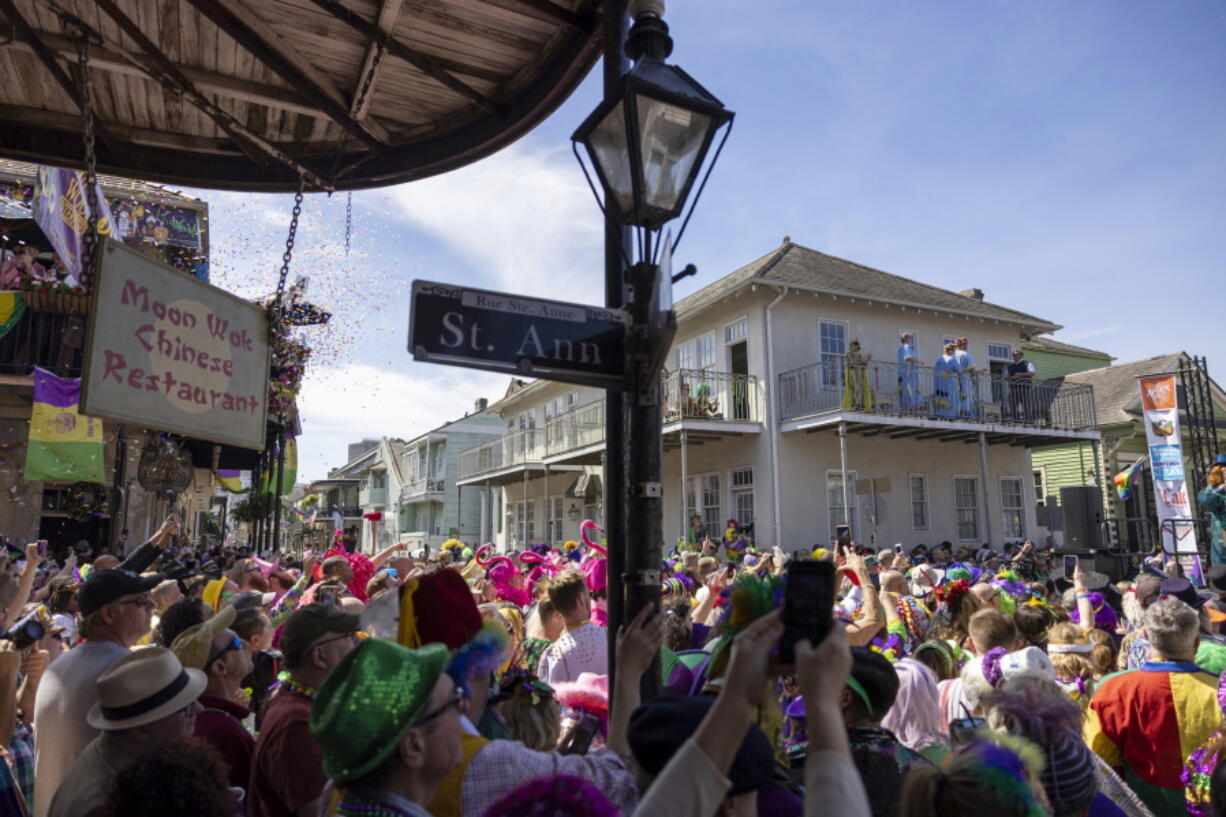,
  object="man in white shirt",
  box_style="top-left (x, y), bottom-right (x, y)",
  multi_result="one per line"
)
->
top-left (33, 568), bottom-right (161, 817)
top-left (537, 569), bottom-right (607, 685)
